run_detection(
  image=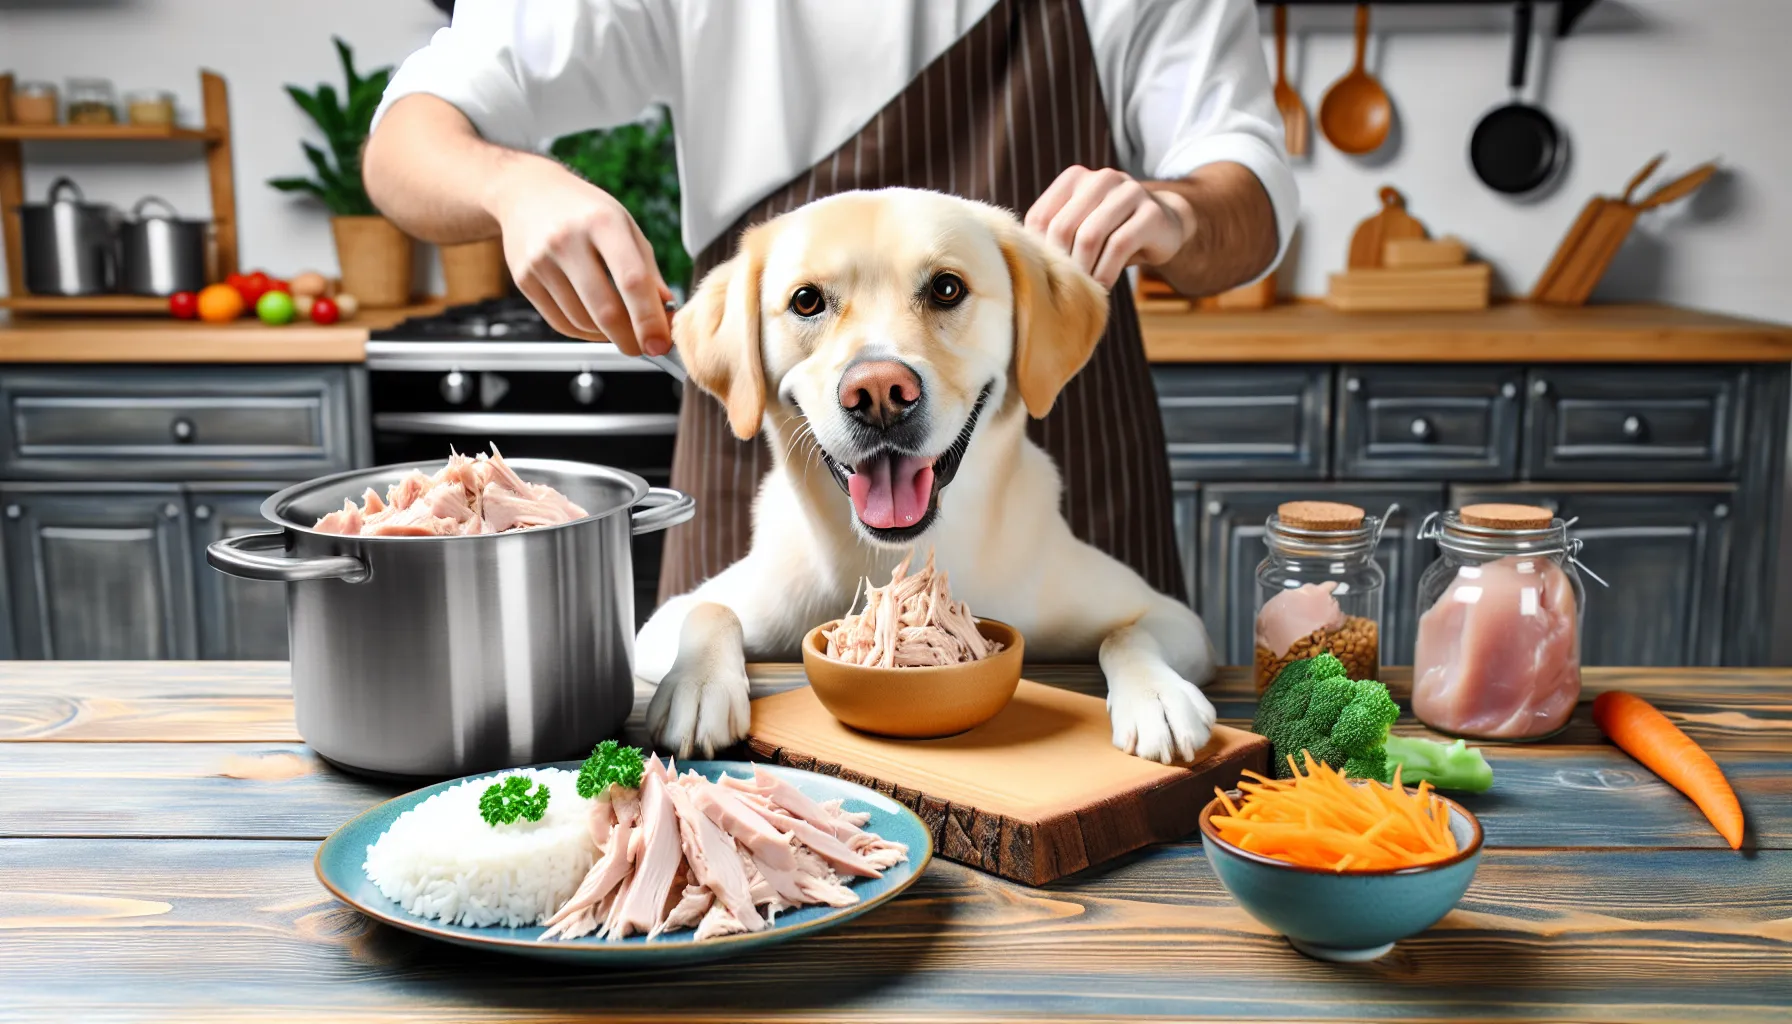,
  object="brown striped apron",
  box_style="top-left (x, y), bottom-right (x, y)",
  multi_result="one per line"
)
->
top-left (659, 0), bottom-right (1184, 605)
